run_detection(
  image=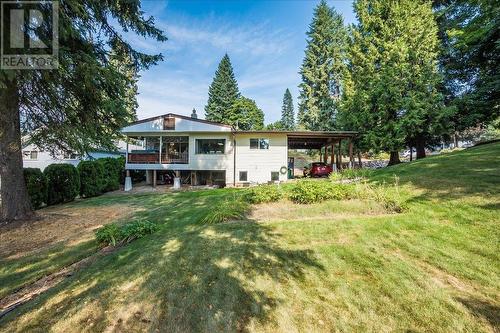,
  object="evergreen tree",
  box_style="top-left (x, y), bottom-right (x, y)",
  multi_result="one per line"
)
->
top-left (298, 1), bottom-right (348, 131)
top-left (0, 0), bottom-right (166, 221)
top-left (341, 0), bottom-right (446, 165)
top-left (433, 0), bottom-right (499, 143)
top-left (205, 54), bottom-right (240, 124)
top-left (228, 97), bottom-right (264, 130)
top-left (281, 88), bottom-right (295, 130)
